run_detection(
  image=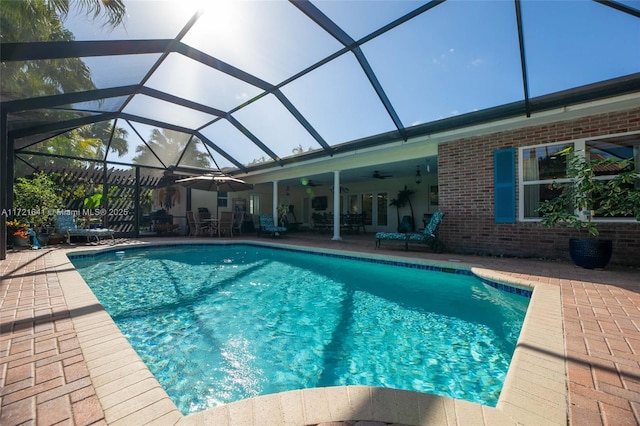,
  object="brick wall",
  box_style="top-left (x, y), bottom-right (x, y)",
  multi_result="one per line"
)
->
top-left (438, 107), bottom-right (640, 267)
